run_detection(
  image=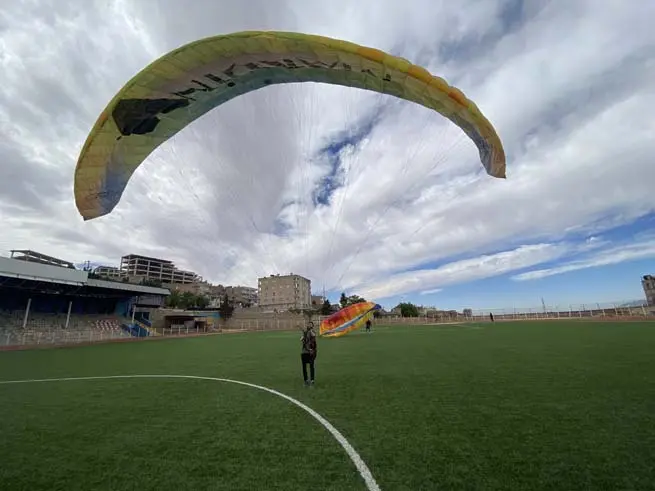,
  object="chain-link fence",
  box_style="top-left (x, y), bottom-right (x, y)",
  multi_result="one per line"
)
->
top-left (2, 302), bottom-right (653, 349)
top-left (465, 302), bottom-right (653, 321)
top-left (0, 327), bottom-right (132, 348)
top-left (217, 303), bottom-right (654, 331)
